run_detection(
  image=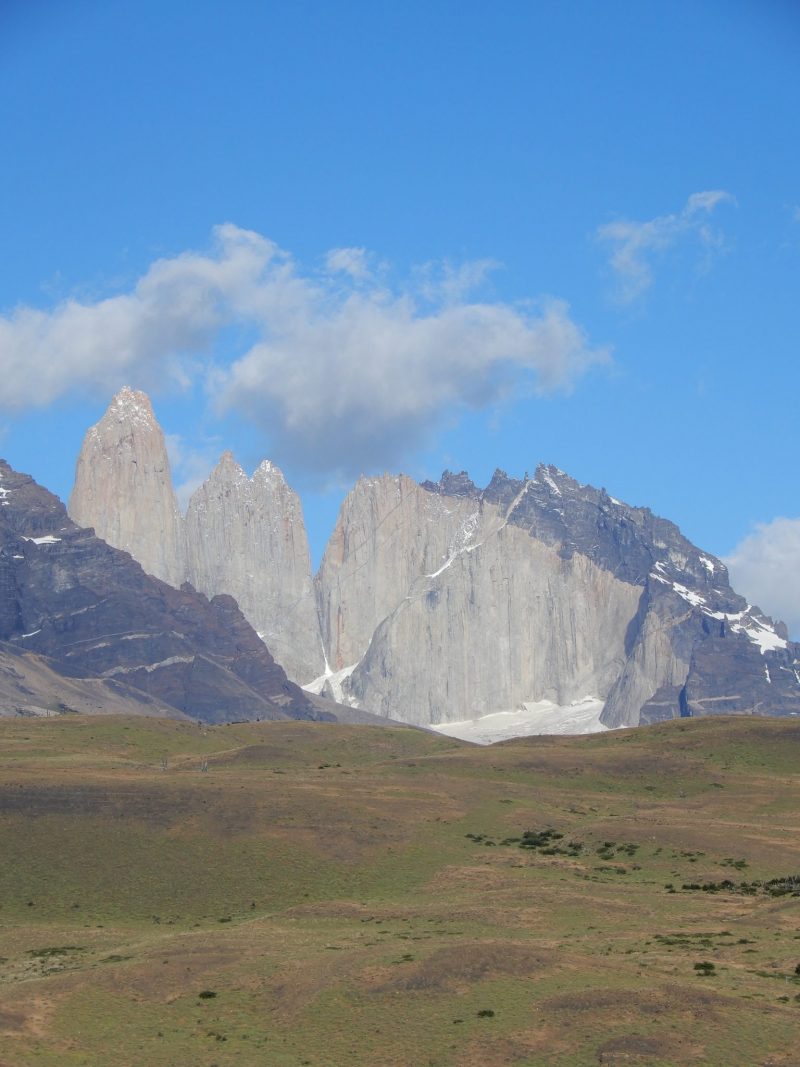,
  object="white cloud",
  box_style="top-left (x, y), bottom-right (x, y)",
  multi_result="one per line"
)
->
top-left (597, 190), bottom-right (735, 302)
top-left (324, 247), bottom-right (370, 280)
top-left (0, 224), bottom-right (277, 411)
top-left (0, 224), bottom-right (609, 478)
top-left (221, 292), bottom-right (606, 476)
top-left (724, 517), bottom-right (800, 640)
top-left (414, 258), bottom-right (502, 305)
